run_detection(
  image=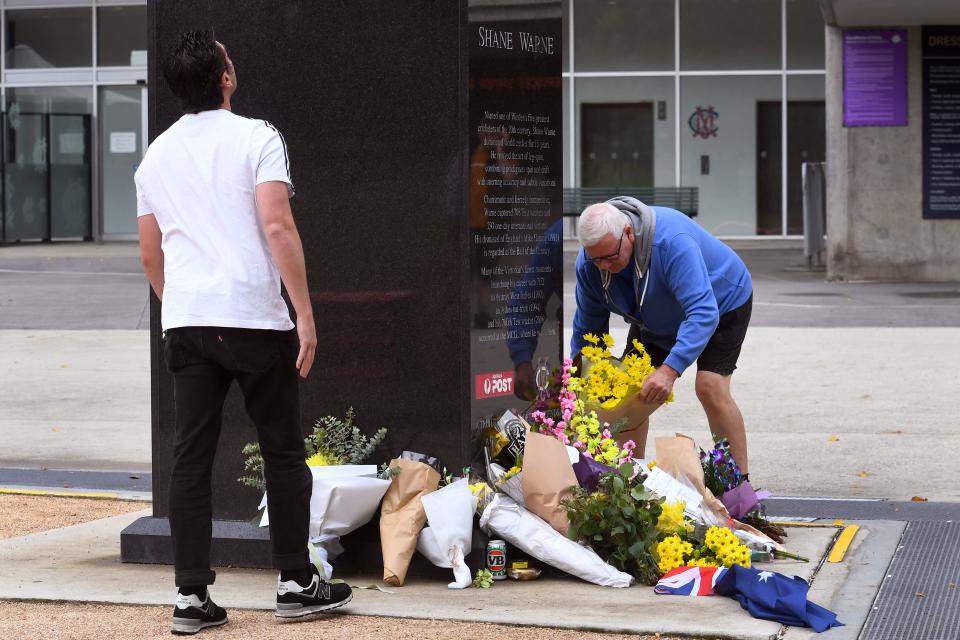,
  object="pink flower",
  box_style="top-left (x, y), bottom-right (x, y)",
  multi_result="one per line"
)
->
top-left (623, 440), bottom-right (636, 451)
top-left (530, 410), bottom-right (546, 422)
top-left (602, 429), bottom-right (612, 439)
